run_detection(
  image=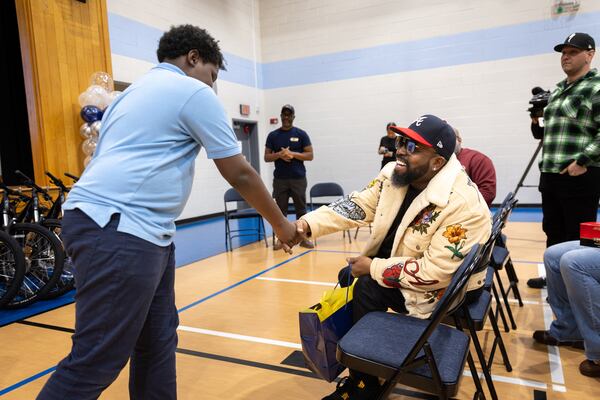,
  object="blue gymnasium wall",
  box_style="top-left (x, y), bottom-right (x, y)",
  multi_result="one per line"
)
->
top-left (108, 11), bottom-right (600, 89)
